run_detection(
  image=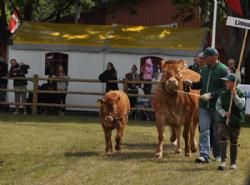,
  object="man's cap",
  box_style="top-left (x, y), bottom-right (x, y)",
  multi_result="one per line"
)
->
top-left (200, 47), bottom-right (219, 58)
top-left (198, 52), bottom-right (205, 58)
top-left (221, 74), bottom-right (238, 83)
